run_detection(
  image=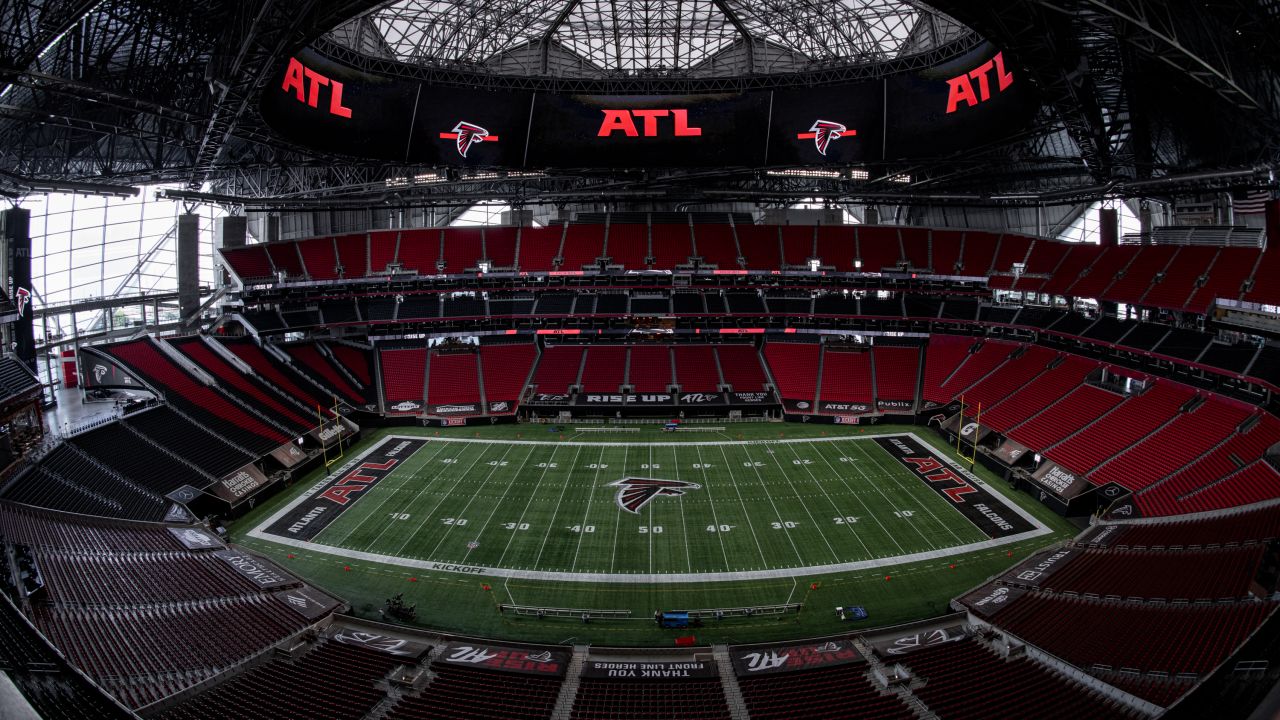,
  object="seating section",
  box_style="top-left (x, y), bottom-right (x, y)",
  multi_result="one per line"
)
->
top-left (651, 224), bottom-right (693, 269)
top-left (0, 505), bottom-right (323, 709)
top-left (1137, 413), bottom-right (1280, 516)
top-left (170, 338), bottom-right (312, 432)
top-left (485, 227), bottom-right (518, 268)
top-left (219, 339), bottom-right (334, 411)
top-left (921, 334), bottom-right (976, 404)
top-left (442, 228), bottom-right (483, 272)
top-left (479, 343), bottom-right (538, 405)
top-left (693, 224), bottom-right (740, 268)
top-left (97, 340), bottom-right (289, 452)
top-left (986, 592), bottom-right (1275, 676)
top-left (1009, 384), bottom-right (1126, 451)
top-left (1084, 503), bottom-right (1280, 549)
top-left (1165, 461), bottom-right (1280, 515)
top-left (896, 639), bottom-right (1139, 719)
top-left (674, 346), bottom-right (721, 392)
top-left (980, 355), bottom-right (1096, 432)
top-left (738, 660), bottom-right (912, 720)
top-left (1190, 247), bottom-right (1259, 312)
top-left (607, 223), bottom-right (648, 268)
top-left (220, 245), bottom-right (273, 281)
top-left (284, 343), bottom-right (365, 405)
top-left (561, 224), bottom-right (604, 269)
top-left (218, 221), bottom-right (1280, 338)
top-left (161, 640), bottom-right (403, 720)
top-left (580, 346), bottom-right (627, 393)
top-left (530, 346), bottom-right (584, 394)
top-left (1090, 396), bottom-right (1254, 491)
top-left (818, 348), bottom-right (873, 406)
top-left (571, 677), bottom-right (730, 720)
top-left (2, 444), bottom-right (168, 522)
top-left (1047, 381), bottom-right (1196, 474)
top-left (959, 345), bottom-right (1056, 416)
top-left (389, 663), bottom-right (561, 720)
top-left (716, 345), bottom-right (768, 391)
top-left (3, 404), bottom-right (258, 522)
top-left (1031, 546), bottom-right (1262, 600)
top-left (0, 591), bottom-right (133, 720)
top-left (762, 342), bottom-right (820, 401)
top-left (937, 339), bottom-right (1017, 401)
top-left (326, 342), bottom-right (374, 387)
top-left (870, 346), bottom-right (919, 406)
top-left (397, 229), bottom-right (440, 274)
top-left (380, 347), bottom-right (427, 409)
top-left (427, 351), bottom-right (481, 406)
top-left (518, 226), bottom-right (563, 271)
top-left (628, 346), bottom-right (672, 392)
top-left (297, 237), bottom-right (338, 280)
